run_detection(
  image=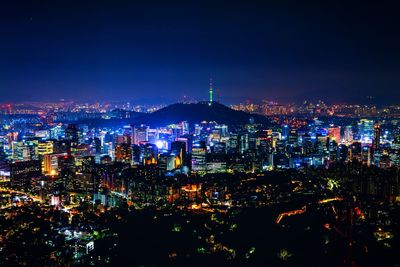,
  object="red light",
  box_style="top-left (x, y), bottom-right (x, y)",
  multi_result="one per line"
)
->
top-left (354, 207), bottom-right (361, 216)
